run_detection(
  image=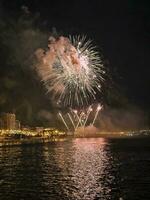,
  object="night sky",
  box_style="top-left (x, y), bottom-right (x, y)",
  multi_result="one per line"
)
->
top-left (0, 0), bottom-right (150, 127)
